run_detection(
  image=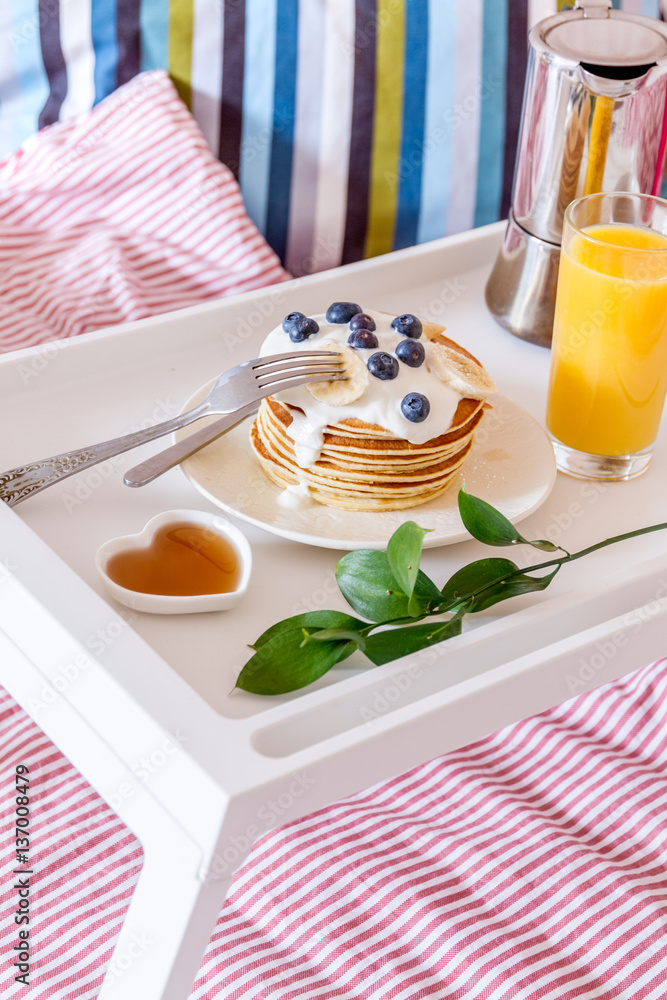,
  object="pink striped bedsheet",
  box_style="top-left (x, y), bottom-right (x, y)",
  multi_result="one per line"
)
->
top-left (0, 71), bottom-right (288, 354)
top-left (2, 659), bottom-right (667, 997)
